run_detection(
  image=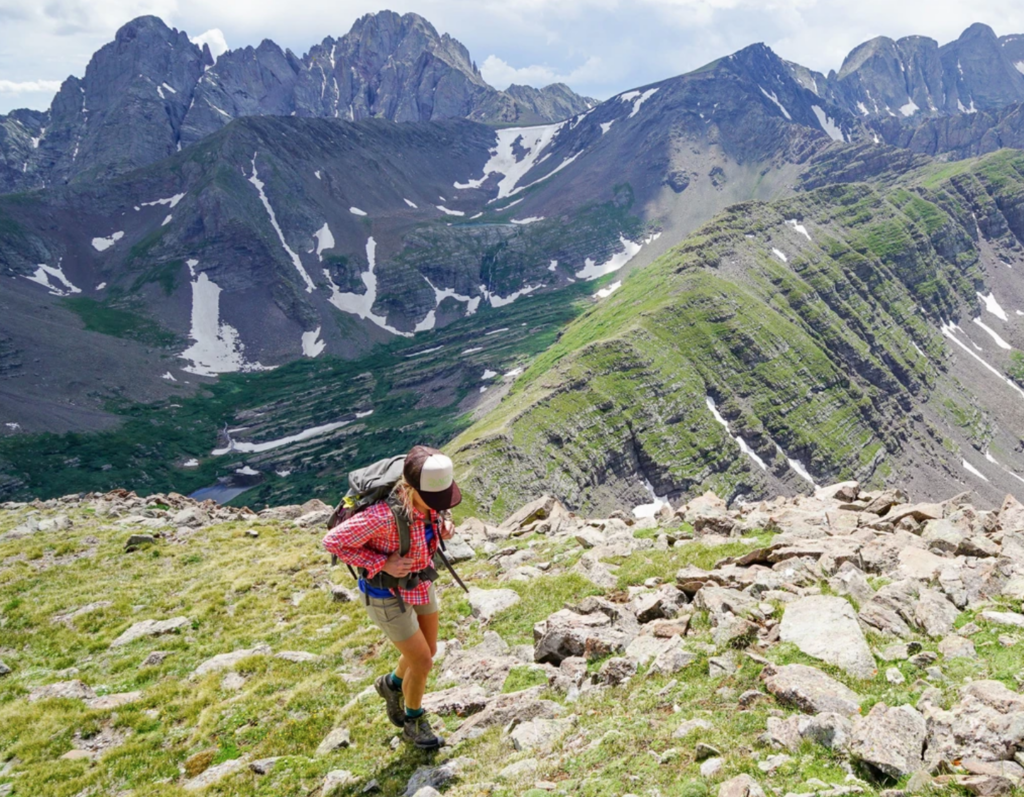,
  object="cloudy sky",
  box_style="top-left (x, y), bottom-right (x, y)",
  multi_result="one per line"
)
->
top-left (2, 0), bottom-right (1024, 114)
